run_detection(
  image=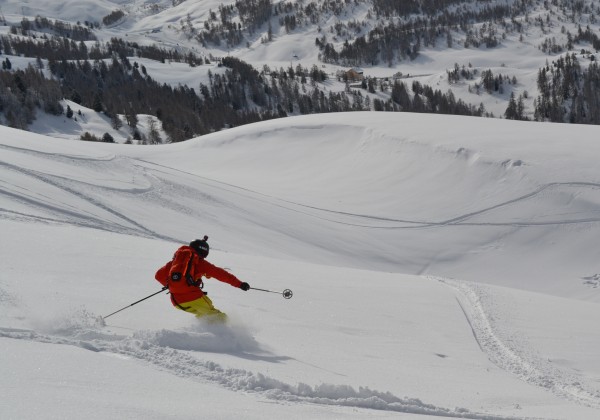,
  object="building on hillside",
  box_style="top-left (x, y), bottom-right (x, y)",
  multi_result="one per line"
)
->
top-left (345, 68), bottom-right (364, 82)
